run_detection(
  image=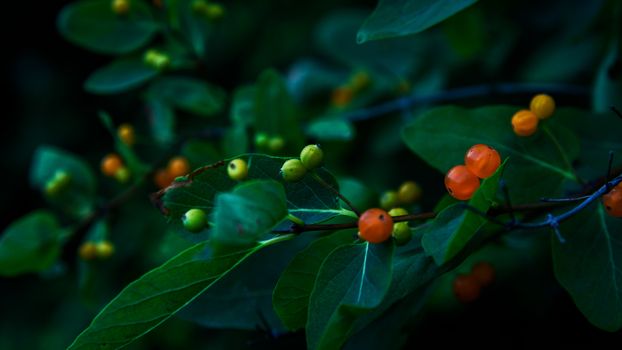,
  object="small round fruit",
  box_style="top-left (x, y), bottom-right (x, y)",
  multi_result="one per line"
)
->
top-left (397, 181), bottom-right (422, 204)
top-left (183, 208), bottom-right (208, 233)
top-left (445, 165), bottom-right (480, 200)
top-left (530, 94), bottom-right (555, 119)
top-left (111, 0), bottom-right (129, 15)
top-left (101, 153), bottom-right (123, 177)
top-left (154, 169), bottom-right (174, 189)
top-left (388, 207), bottom-right (408, 217)
top-left (300, 144), bottom-right (324, 170)
top-left (471, 262), bottom-right (495, 287)
top-left (168, 156), bottom-right (190, 178)
top-left (602, 184), bottom-right (622, 217)
top-left (118, 123), bottom-right (135, 146)
top-left (255, 132), bottom-right (269, 149)
top-left (280, 159), bottom-right (307, 182)
top-left (95, 240), bottom-right (115, 259)
top-left (205, 3), bottom-right (225, 19)
top-left (358, 208), bottom-right (394, 244)
top-left (392, 222), bottom-right (411, 245)
top-left (453, 274), bottom-right (481, 303)
top-left (349, 71), bottom-right (371, 91)
top-left (464, 144), bottom-right (501, 179)
top-left (79, 242), bottom-right (98, 261)
top-left (114, 167), bottom-right (131, 184)
top-left (268, 137), bottom-right (285, 152)
top-left (379, 191), bottom-right (399, 210)
top-left (191, 0), bottom-right (208, 13)
top-left (511, 109), bottom-right (539, 136)
top-left (331, 86), bottom-right (353, 108)
top-left (228, 158), bottom-right (248, 181)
